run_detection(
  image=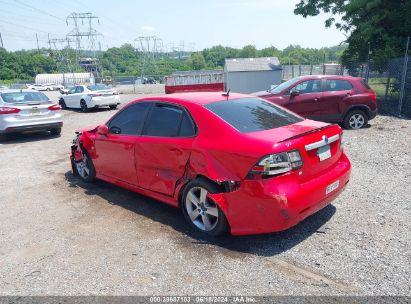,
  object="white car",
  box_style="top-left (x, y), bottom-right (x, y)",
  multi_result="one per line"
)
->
top-left (27, 84), bottom-right (54, 91)
top-left (0, 85), bottom-right (9, 91)
top-left (59, 84), bottom-right (121, 112)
